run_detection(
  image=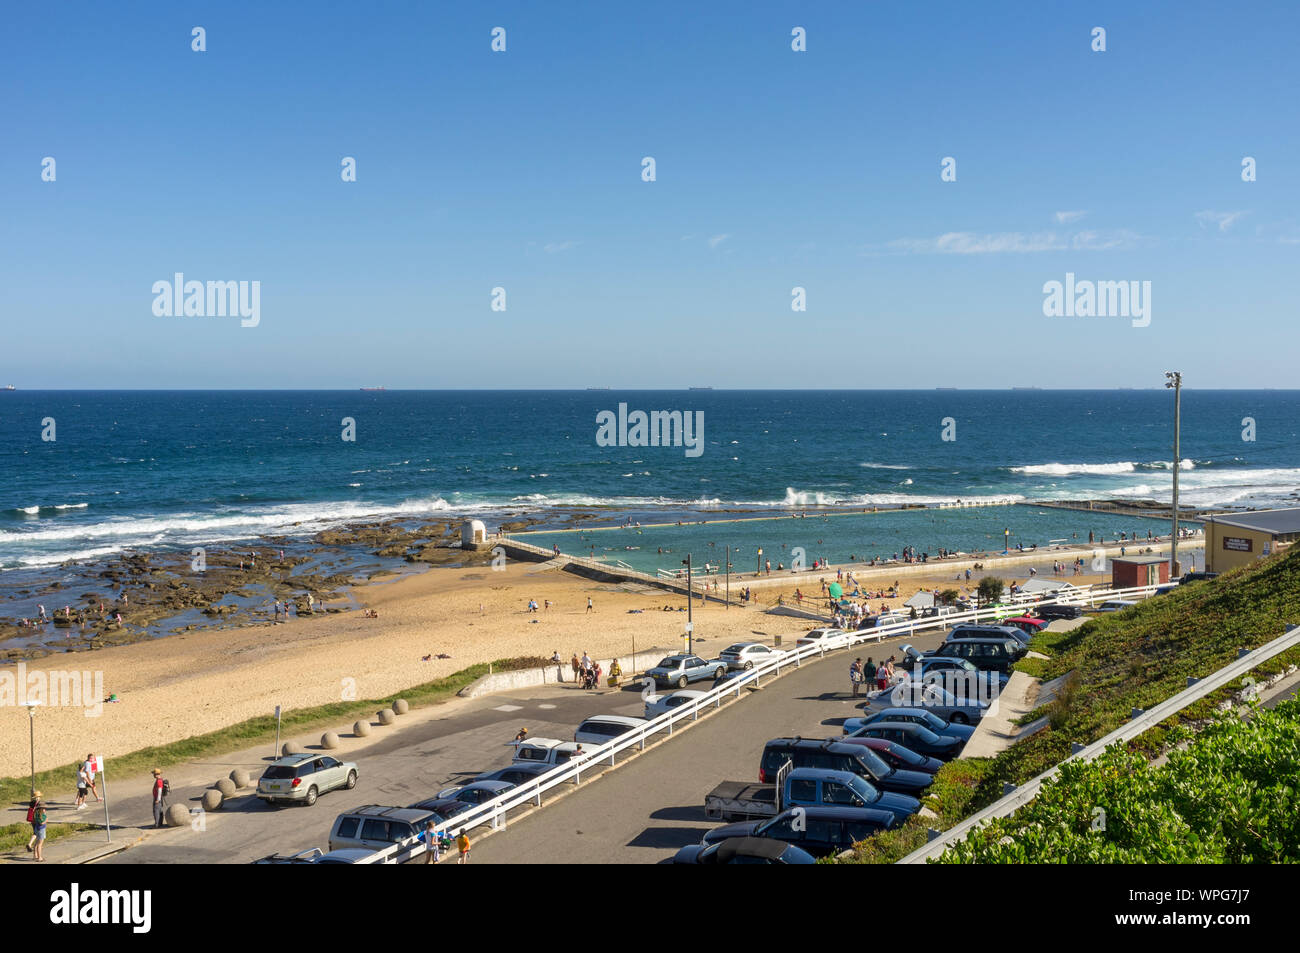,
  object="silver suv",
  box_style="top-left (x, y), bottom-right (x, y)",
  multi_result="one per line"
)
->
top-left (257, 753), bottom-right (358, 807)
